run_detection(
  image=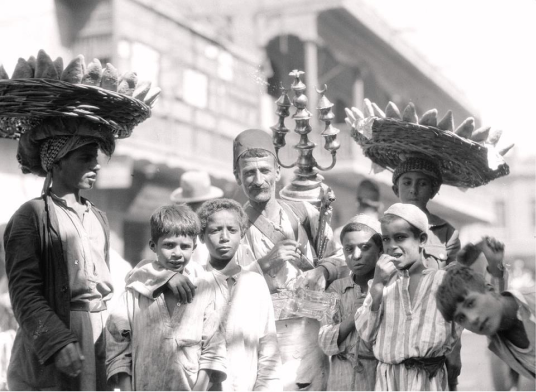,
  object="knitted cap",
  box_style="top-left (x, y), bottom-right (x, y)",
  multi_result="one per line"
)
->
top-left (383, 203), bottom-right (428, 234)
top-left (392, 157), bottom-right (442, 186)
